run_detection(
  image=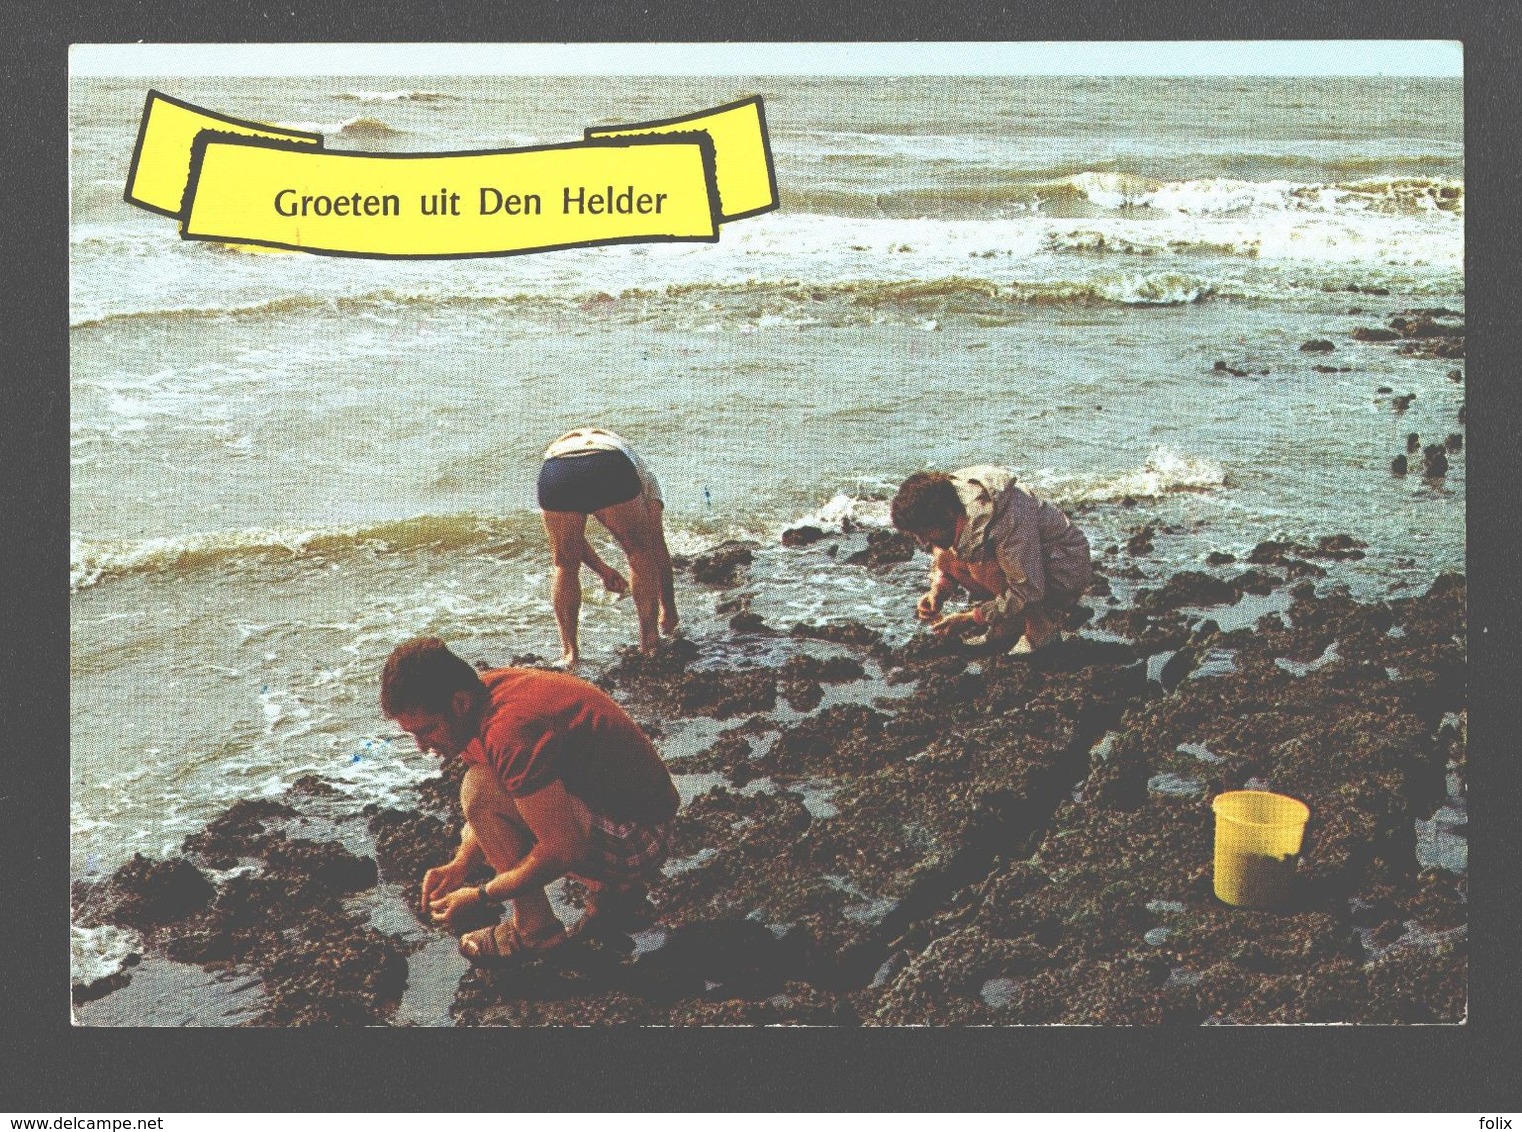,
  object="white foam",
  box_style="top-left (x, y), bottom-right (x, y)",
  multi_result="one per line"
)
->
top-left (71, 922), bottom-right (141, 984)
top-left (1034, 447), bottom-right (1228, 505)
top-left (789, 491), bottom-right (893, 534)
top-left (1067, 170), bottom-right (1161, 209)
top-left (337, 89), bottom-right (450, 103)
